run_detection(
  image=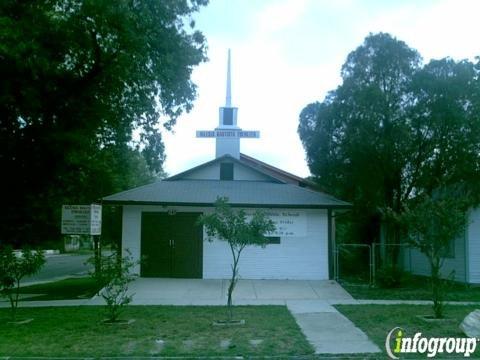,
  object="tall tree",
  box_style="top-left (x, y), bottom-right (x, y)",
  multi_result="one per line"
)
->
top-left (0, 0), bottom-right (208, 246)
top-left (298, 33), bottom-right (480, 250)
